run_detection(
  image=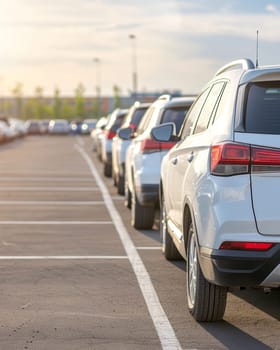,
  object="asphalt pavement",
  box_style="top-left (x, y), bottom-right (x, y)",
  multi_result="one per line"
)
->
top-left (0, 135), bottom-right (278, 350)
